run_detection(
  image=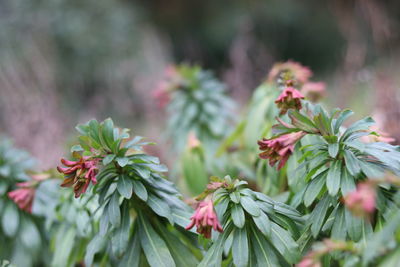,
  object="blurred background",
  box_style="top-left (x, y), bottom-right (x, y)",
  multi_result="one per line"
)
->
top-left (0, 0), bottom-right (399, 169)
